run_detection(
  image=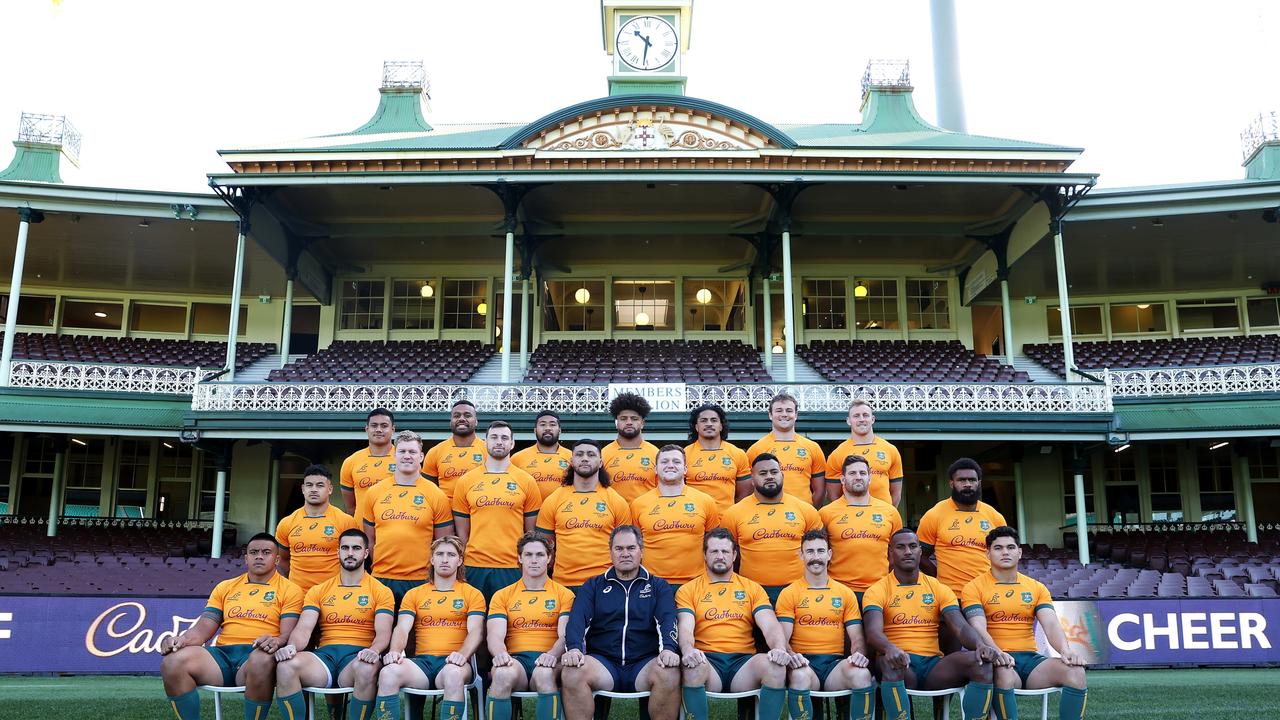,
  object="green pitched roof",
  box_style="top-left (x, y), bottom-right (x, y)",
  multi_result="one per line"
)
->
top-left (0, 142), bottom-right (63, 183)
top-left (343, 88), bottom-right (433, 135)
top-left (0, 389), bottom-right (187, 431)
top-left (1115, 397), bottom-right (1280, 433)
